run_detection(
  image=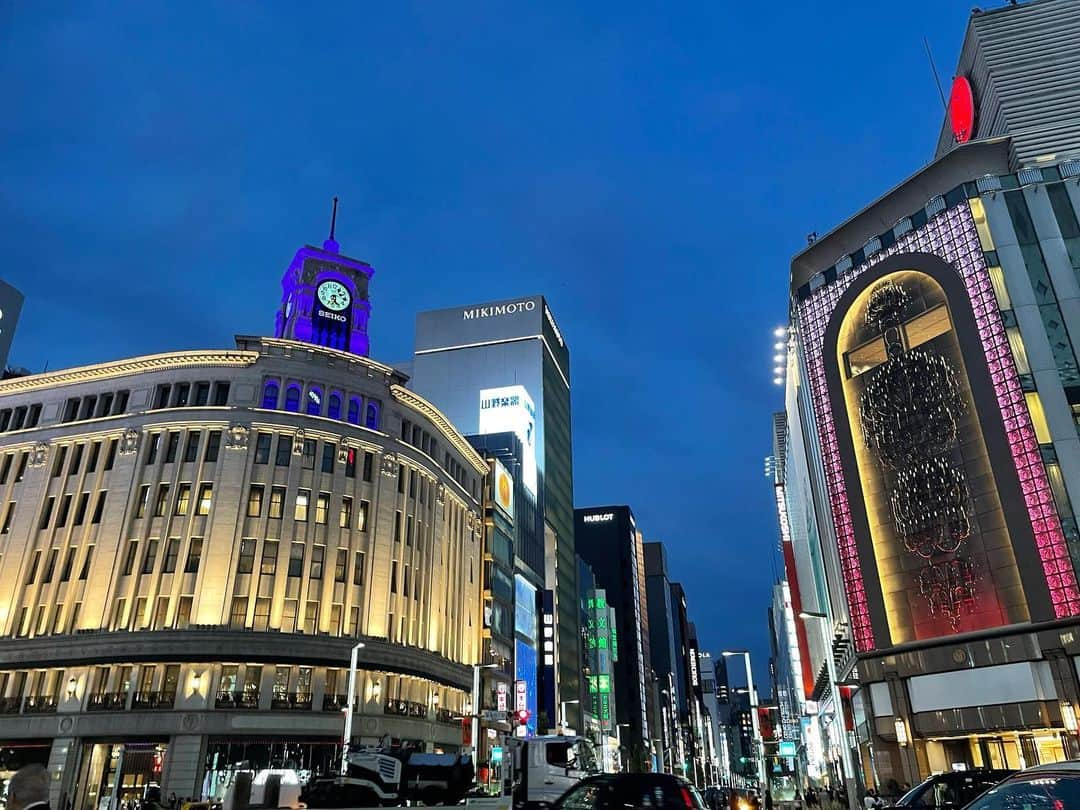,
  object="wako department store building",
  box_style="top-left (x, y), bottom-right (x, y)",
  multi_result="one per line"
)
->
top-left (0, 233), bottom-right (486, 806)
